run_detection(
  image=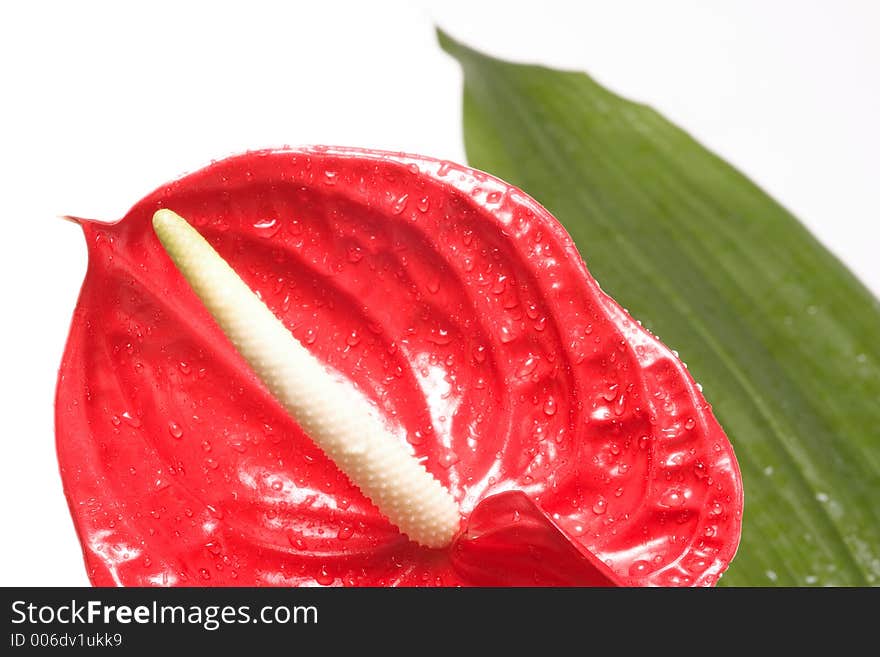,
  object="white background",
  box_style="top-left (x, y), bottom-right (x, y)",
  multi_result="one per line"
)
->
top-left (1, 1), bottom-right (877, 586)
